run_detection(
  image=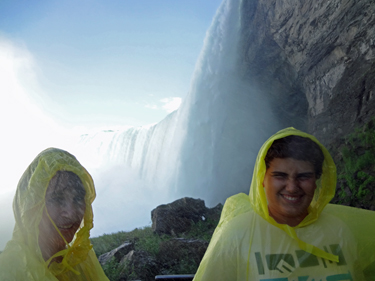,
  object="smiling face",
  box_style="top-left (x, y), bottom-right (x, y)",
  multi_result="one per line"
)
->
top-left (263, 158), bottom-right (317, 227)
top-left (38, 171), bottom-right (86, 261)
